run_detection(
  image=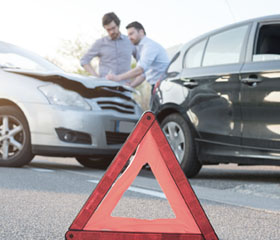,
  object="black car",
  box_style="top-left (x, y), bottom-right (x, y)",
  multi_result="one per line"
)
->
top-left (151, 14), bottom-right (280, 177)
